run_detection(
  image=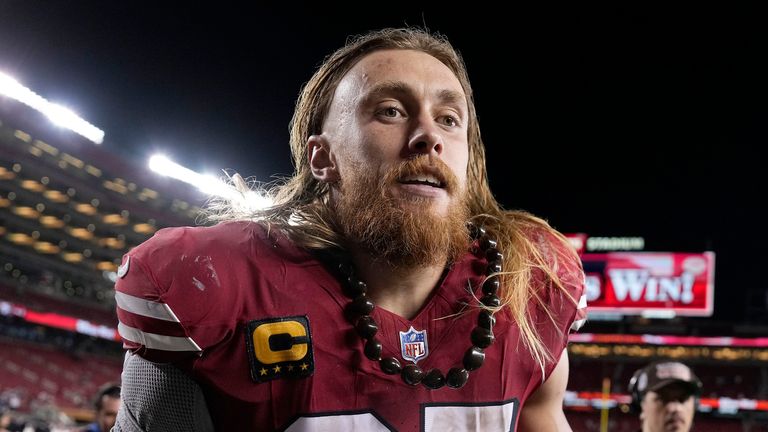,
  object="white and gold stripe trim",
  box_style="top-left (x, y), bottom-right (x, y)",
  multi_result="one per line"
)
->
top-left (115, 291), bottom-right (181, 322)
top-left (118, 322), bottom-right (201, 352)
